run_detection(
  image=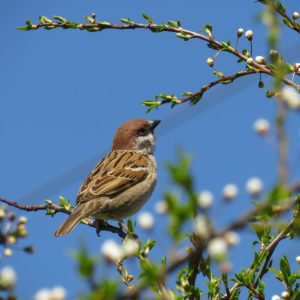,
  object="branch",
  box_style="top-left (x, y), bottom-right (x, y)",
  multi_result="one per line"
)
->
top-left (0, 197), bottom-right (127, 239)
top-left (159, 70), bottom-right (260, 106)
top-left (258, 0), bottom-right (300, 34)
top-left (225, 218), bottom-right (295, 300)
top-left (18, 17), bottom-right (300, 112)
top-left (276, 101), bottom-right (288, 185)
